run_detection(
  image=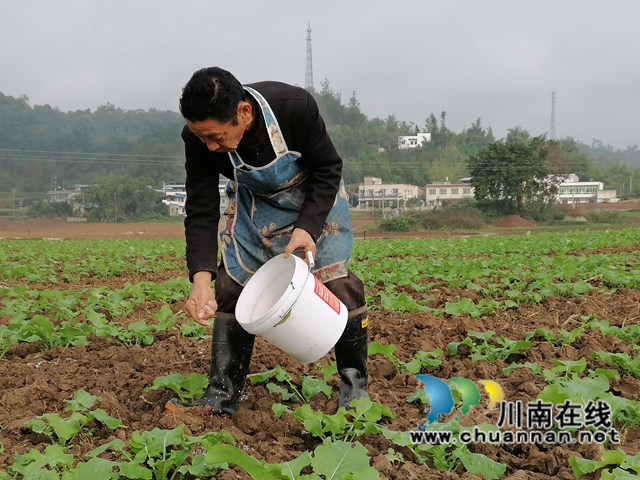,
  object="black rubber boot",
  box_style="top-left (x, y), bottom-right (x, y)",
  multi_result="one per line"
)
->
top-left (335, 306), bottom-right (369, 408)
top-left (166, 313), bottom-right (254, 416)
